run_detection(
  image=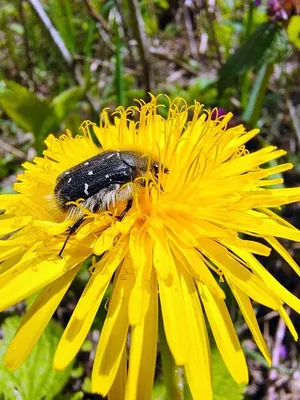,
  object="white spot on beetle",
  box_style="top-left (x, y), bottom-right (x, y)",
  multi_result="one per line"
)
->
top-left (106, 154), bottom-right (114, 159)
top-left (68, 178), bottom-right (72, 183)
top-left (84, 161), bottom-right (89, 166)
top-left (88, 170), bottom-right (93, 175)
top-left (105, 174), bottom-right (109, 178)
top-left (65, 171), bottom-right (70, 175)
top-left (84, 183), bottom-right (89, 196)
